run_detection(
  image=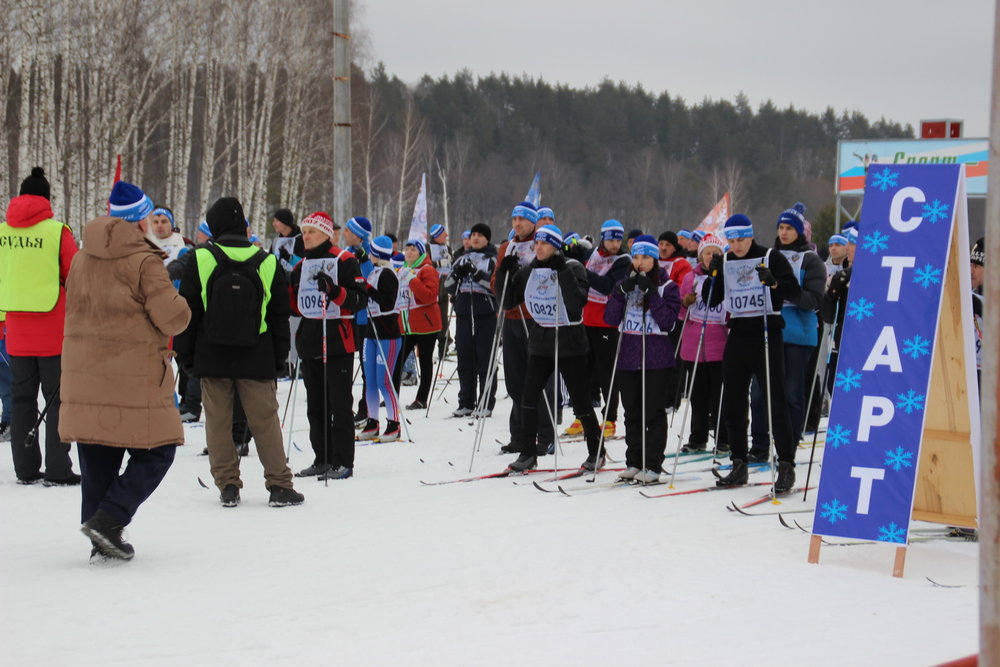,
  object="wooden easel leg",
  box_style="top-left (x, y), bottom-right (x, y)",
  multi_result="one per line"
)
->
top-left (892, 546), bottom-right (907, 578)
top-left (808, 535), bottom-right (822, 564)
